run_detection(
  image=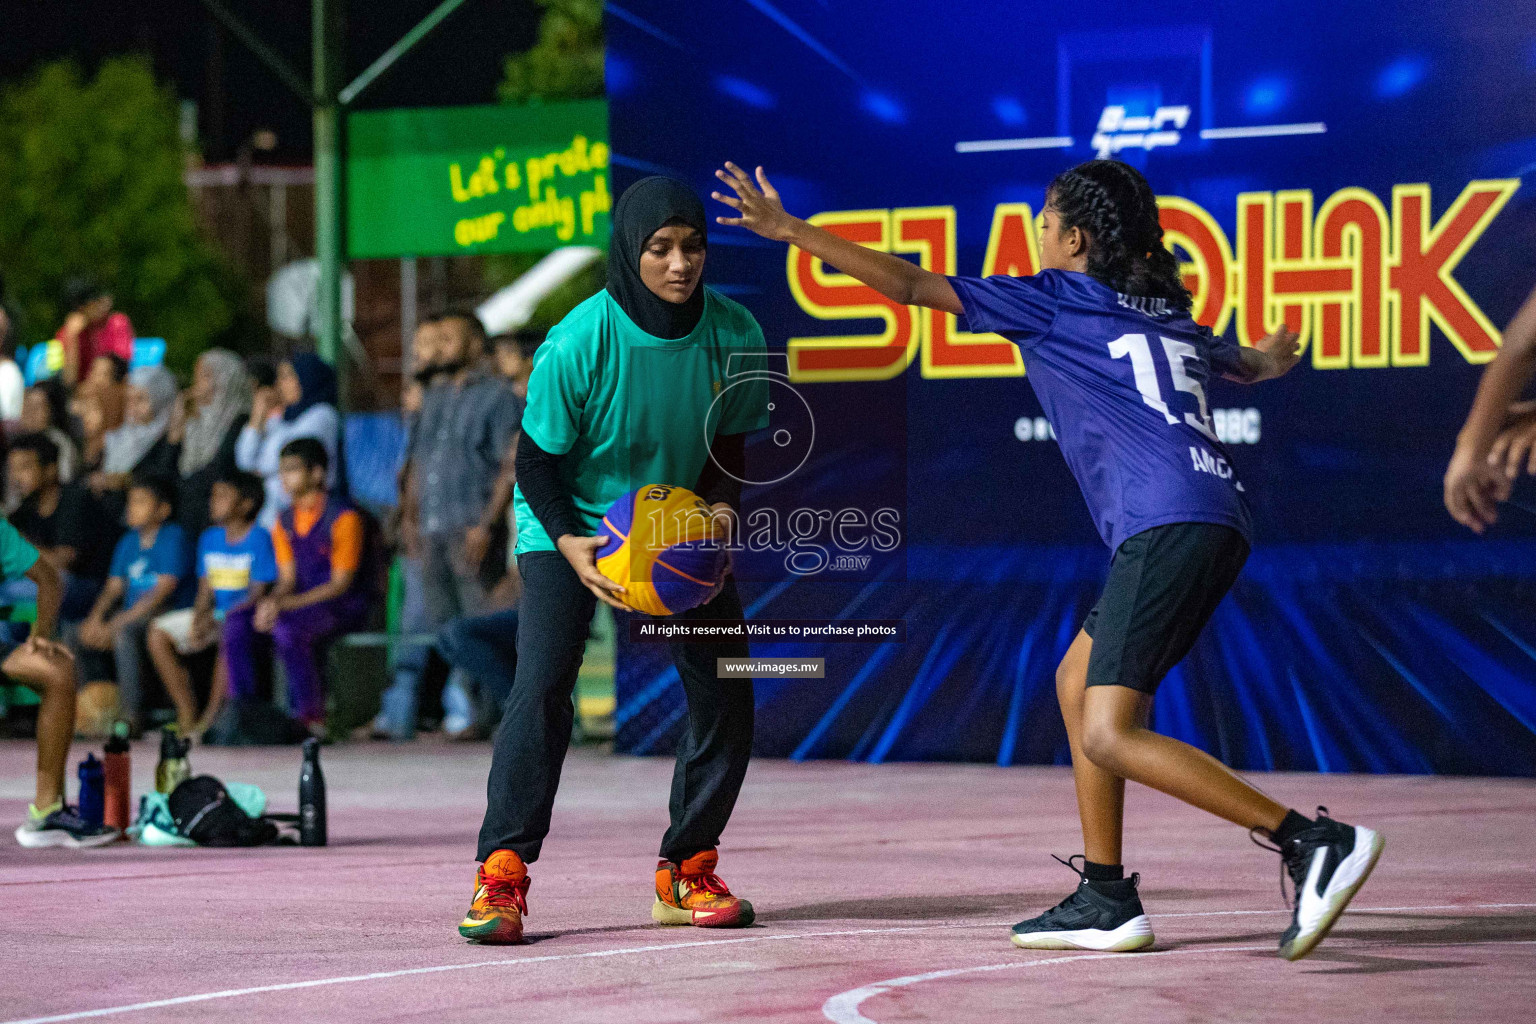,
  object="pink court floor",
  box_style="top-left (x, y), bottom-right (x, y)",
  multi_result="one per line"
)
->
top-left (2, 740), bottom-right (1533, 1024)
